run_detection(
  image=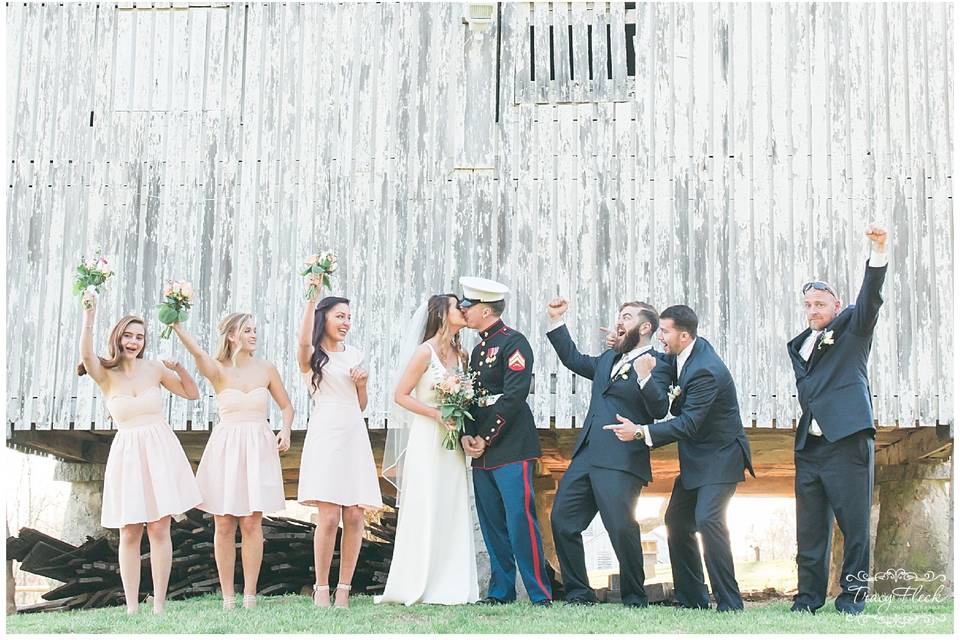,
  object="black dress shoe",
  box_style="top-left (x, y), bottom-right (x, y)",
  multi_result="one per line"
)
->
top-left (531, 600), bottom-right (552, 607)
top-left (564, 598), bottom-right (597, 606)
top-left (790, 604), bottom-right (818, 614)
top-left (835, 606), bottom-right (864, 616)
top-left (654, 600), bottom-right (707, 609)
top-left (477, 596), bottom-right (508, 605)
top-left (623, 601), bottom-right (648, 609)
